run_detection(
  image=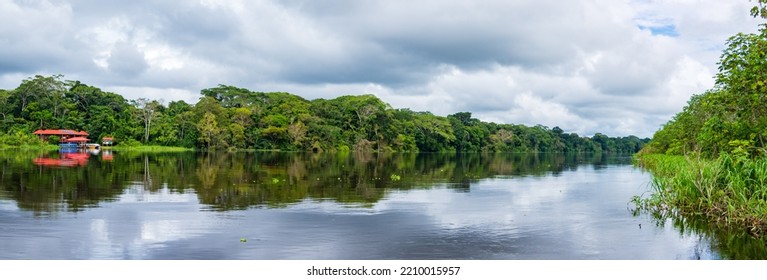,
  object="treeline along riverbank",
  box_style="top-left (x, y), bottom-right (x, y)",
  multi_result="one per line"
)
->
top-left (0, 75), bottom-right (647, 153)
top-left (636, 5), bottom-right (767, 239)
